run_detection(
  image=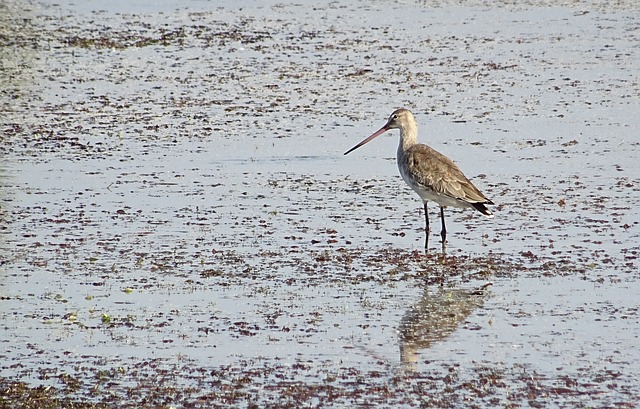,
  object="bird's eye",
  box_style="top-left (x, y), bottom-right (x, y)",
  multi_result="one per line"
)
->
top-left (392, 114), bottom-right (398, 120)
